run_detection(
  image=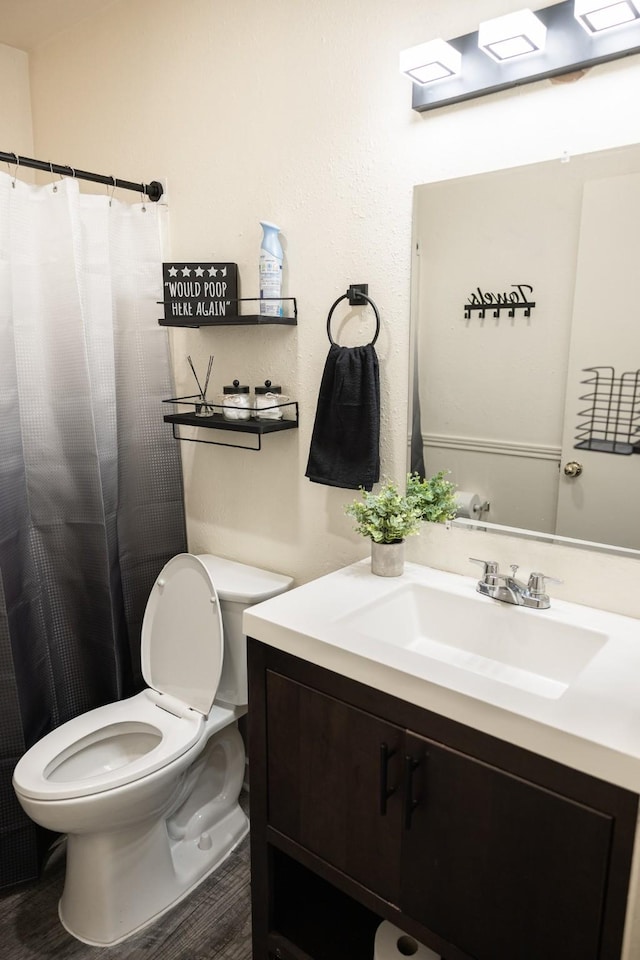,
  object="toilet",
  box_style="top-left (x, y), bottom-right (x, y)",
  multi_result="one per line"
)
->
top-left (12, 553), bottom-right (292, 946)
